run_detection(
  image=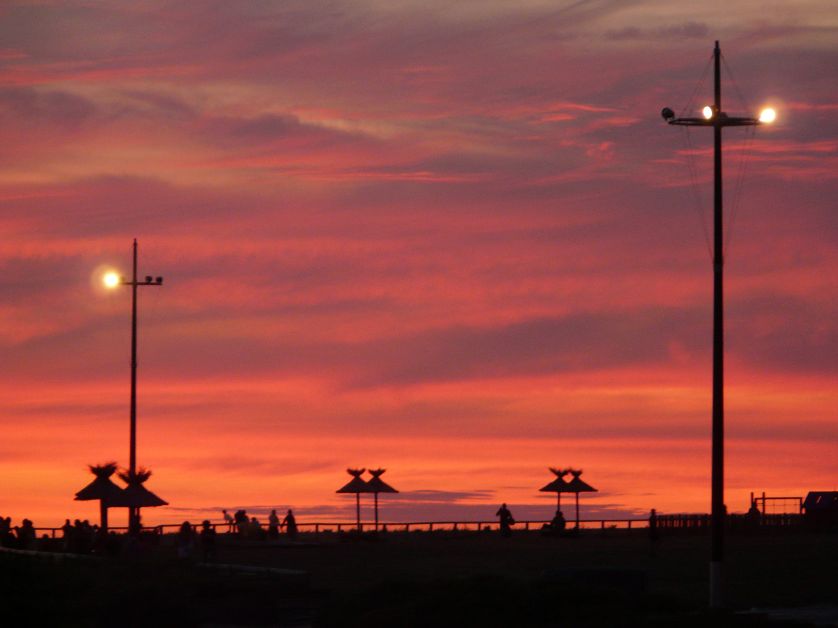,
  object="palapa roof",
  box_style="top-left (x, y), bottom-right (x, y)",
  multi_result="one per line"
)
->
top-left (336, 468), bottom-right (373, 494)
top-left (75, 462), bottom-right (125, 503)
top-left (539, 467), bottom-right (571, 493)
top-left (565, 469), bottom-right (597, 493)
top-left (115, 482), bottom-right (168, 508)
top-left (113, 467), bottom-right (168, 508)
top-left (366, 468), bottom-right (398, 494)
